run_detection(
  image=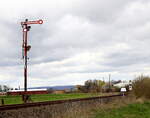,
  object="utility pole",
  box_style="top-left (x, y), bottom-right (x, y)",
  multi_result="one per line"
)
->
top-left (109, 74), bottom-right (111, 92)
top-left (103, 77), bottom-right (105, 82)
top-left (21, 19), bottom-right (43, 103)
